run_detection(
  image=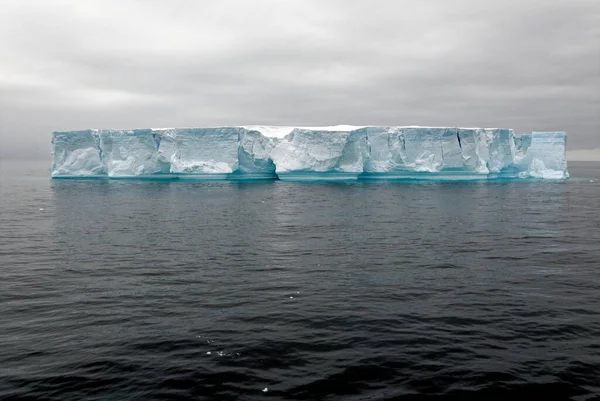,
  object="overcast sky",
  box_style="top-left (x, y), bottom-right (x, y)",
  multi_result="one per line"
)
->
top-left (0, 0), bottom-right (598, 159)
